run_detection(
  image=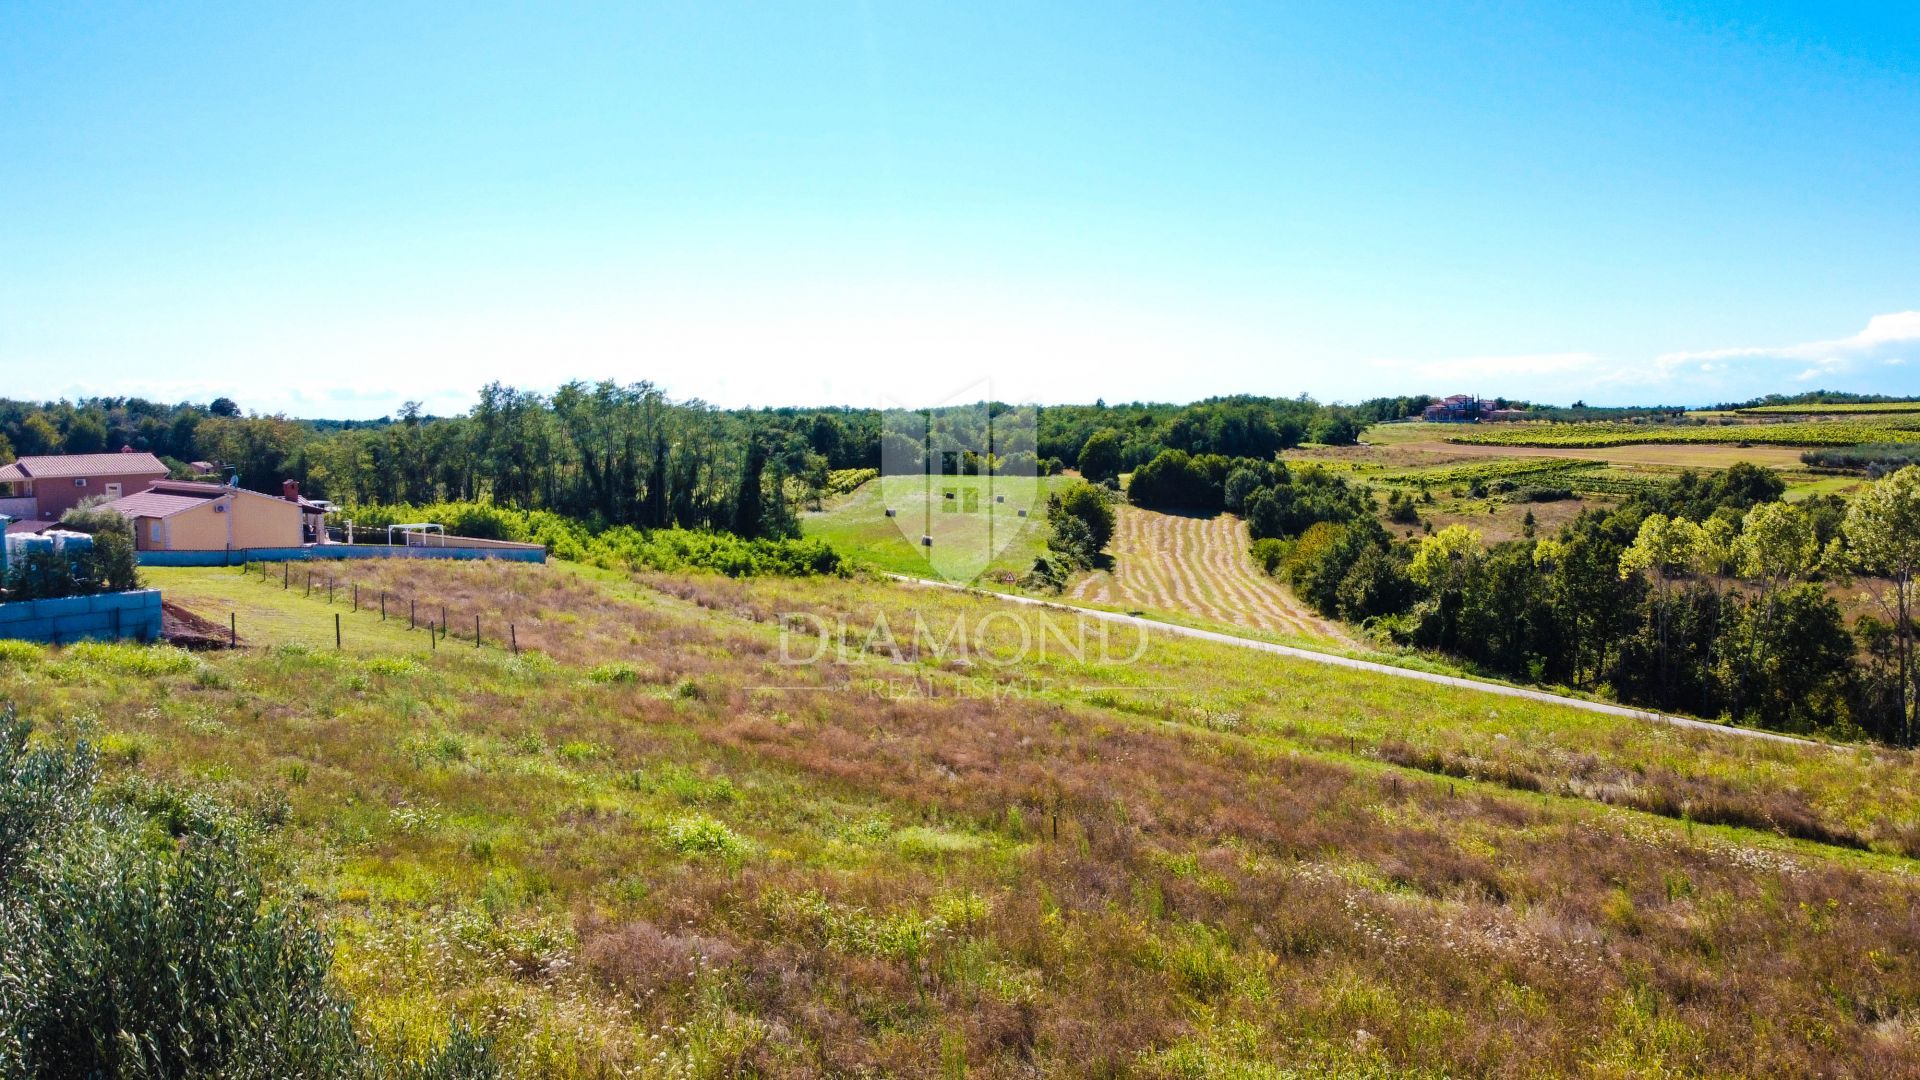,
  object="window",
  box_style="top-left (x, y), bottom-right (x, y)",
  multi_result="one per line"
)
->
top-left (150, 521), bottom-right (162, 542)
top-left (74, 478), bottom-right (88, 487)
